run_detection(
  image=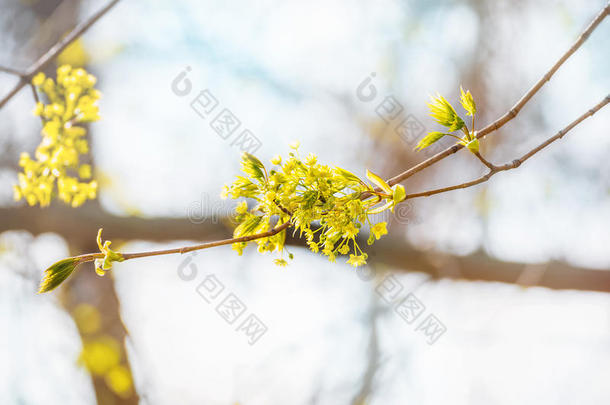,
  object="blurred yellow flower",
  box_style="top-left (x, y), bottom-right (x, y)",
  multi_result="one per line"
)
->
top-left (105, 365), bottom-right (133, 397)
top-left (56, 38), bottom-right (90, 67)
top-left (14, 65), bottom-right (101, 207)
top-left (79, 336), bottom-right (120, 376)
top-left (73, 303), bottom-right (101, 335)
